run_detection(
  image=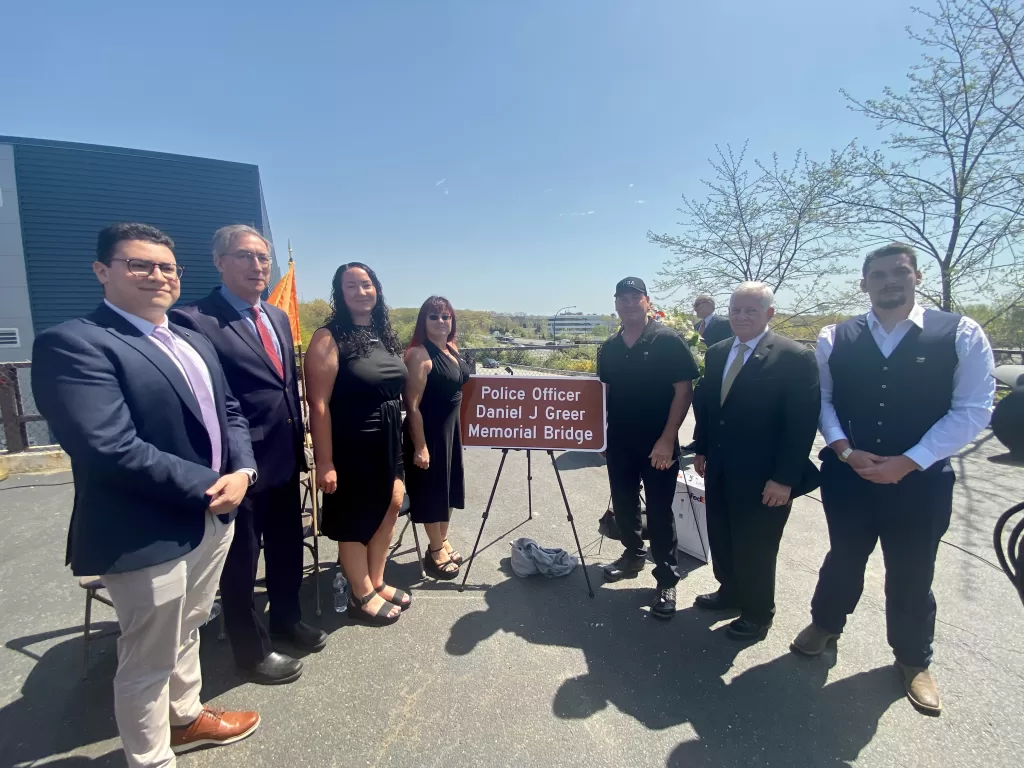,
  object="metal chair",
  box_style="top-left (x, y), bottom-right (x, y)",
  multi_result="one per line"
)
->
top-left (391, 493), bottom-right (426, 578)
top-left (300, 465), bottom-right (323, 616)
top-left (78, 576), bottom-right (117, 679)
